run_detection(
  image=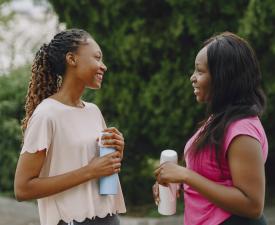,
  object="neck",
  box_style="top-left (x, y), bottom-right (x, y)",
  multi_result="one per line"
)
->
top-left (52, 73), bottom-right (85, 107)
